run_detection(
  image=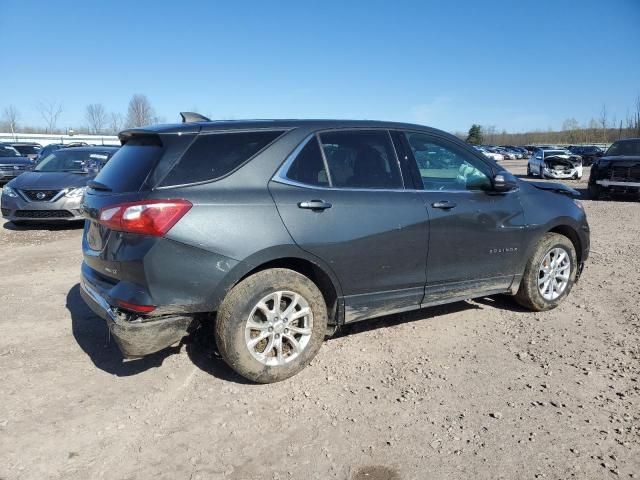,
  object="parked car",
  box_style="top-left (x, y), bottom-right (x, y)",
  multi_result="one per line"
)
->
top-left (77, 115), bottom-right (590, 383)
top-left (588, 138), bottom-right (640, 199)
top-left (7, 142), bottom-right (42, 161)
top-left (493, 147), bottom-right (516, 160)
top-left (567, 145), bottom-right (604, 167)
top-left (0, 143), bottom-right (33, 185)
top-left (528, 148), bottom-right (583, 179)
top-left (479, 146), bottom-right (504, 161)
top-left (1, 146), bottom-right (119, 223)
top-left (499, 146), bottom-right (523, 159)
top-left (34, 142), bottom-right (91, 163)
